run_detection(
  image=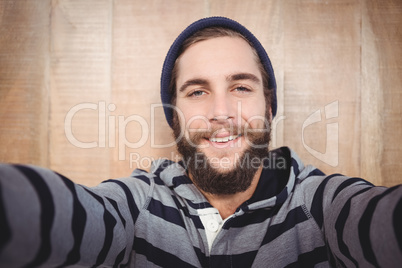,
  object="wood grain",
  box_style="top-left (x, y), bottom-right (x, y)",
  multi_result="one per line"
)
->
top-left (0, 0), bottom-right (401, 186)
top-left (283, 0), bottom-right (361, 177)
top-left (361, 0), bottom-right (402, 186)
top-left (0, 0), bottom-right (50, 166)
top-left (110, 0), bottom-right (205, 179)
top-left (49, 0), bottom-right (113, 185)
